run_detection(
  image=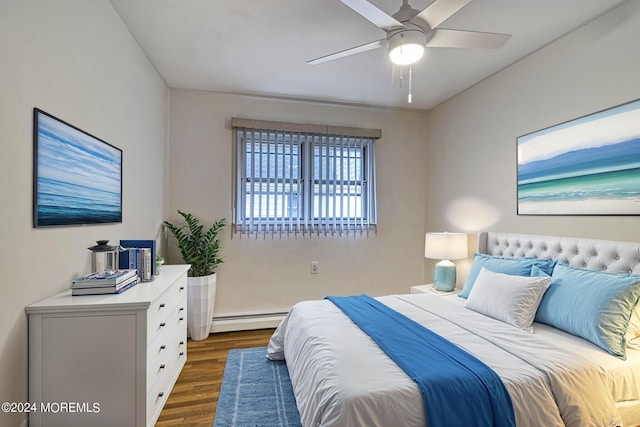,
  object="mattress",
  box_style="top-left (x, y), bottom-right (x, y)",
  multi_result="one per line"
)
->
top-left (268, 293), bottom-right (639, 427)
